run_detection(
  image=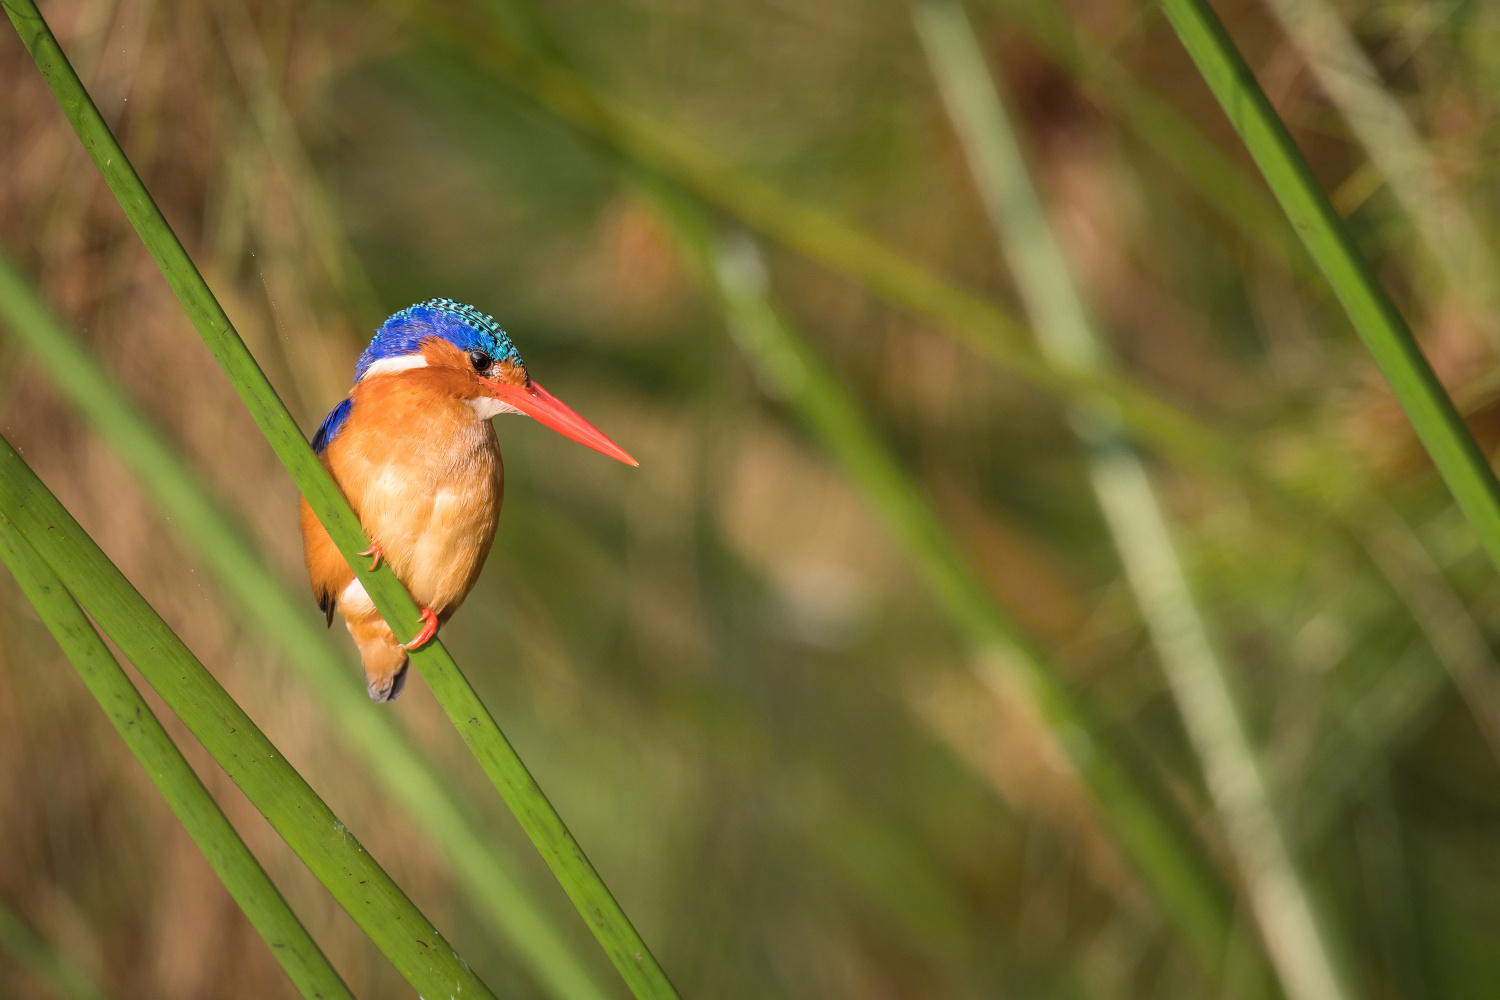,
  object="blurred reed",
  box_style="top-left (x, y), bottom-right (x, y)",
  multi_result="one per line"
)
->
top-left (0, 899), bottom-right (109, 1000)
top-left (1260, 0), bottom-right (1500, 343)
top-left (0, 512), bottom-right (354, 1000)
top-left (653, 189), bottom-right (1236, 969)
top-left (1156, 0), bottom-right (1500, 579)
top-left (409, 0), bottom-right (1243, 477)
top-left (913, 3), bottom-right (1344, 997)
